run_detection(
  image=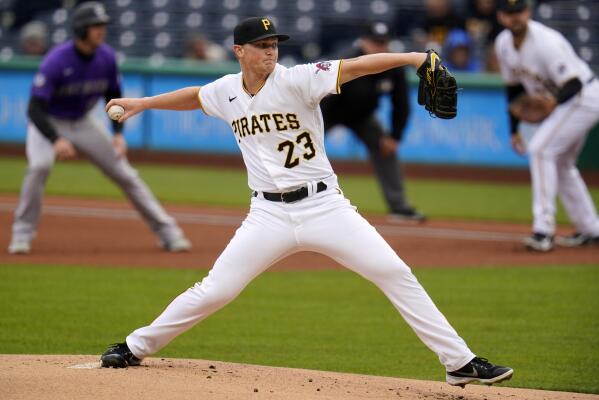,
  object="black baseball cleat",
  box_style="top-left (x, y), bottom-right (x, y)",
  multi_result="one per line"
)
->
top-left (100, 342), bottom-right (142, 368)
top-left (388, 208), bottom-right (427, 223)
top-left (523, 232), bottom-right (553, 252)
top-left (555, 232), bottom-right (599, 247)
top-left (446, 357), bottom-right (513, 388)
